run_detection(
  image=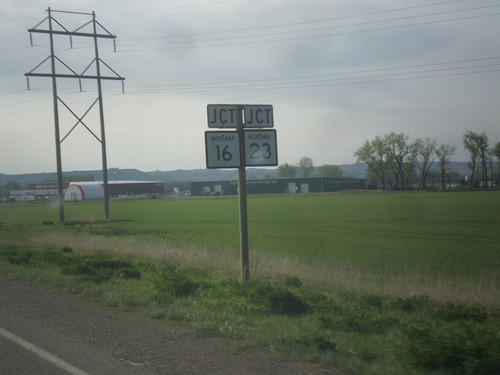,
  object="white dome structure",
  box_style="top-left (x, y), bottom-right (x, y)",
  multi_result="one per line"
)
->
top-left (64, 181), bottom-right (165, 201)
top-left (65, 182), bottom-right (104, 201)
